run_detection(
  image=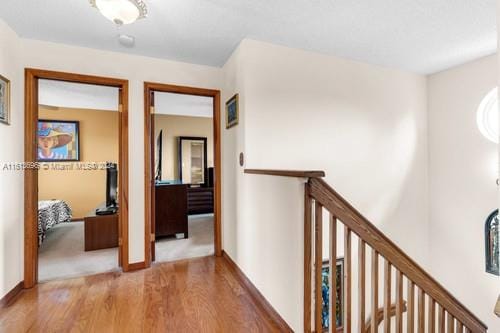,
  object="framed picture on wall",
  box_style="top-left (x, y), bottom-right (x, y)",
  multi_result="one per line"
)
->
top-left (225, 93), bottom-right (239, 129)
top-left (37, 120), bottom-right (80, 162)
top-left (321, 258), bottom-right (344, 331)
top-left (0, 74), bottom-right (11, 125)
